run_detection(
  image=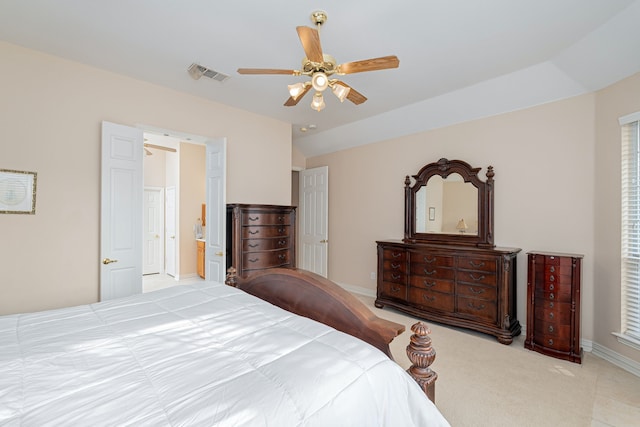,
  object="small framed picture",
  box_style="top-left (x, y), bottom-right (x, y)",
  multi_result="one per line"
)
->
top-left (0, 169), bottom-right (37, 214)
top-left (428, 207), bottom-right (435, 221)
